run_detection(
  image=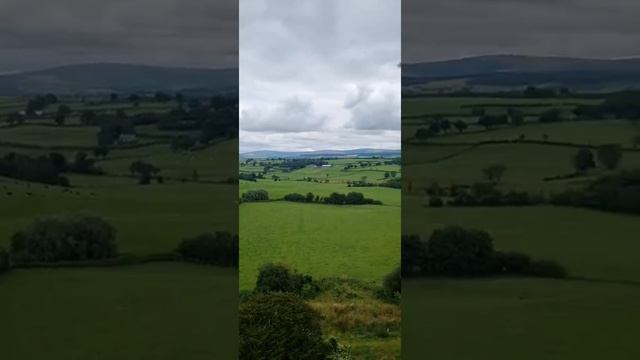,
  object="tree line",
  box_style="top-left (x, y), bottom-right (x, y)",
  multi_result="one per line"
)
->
top-left (403, 226), bottom-right (567, 278)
